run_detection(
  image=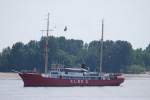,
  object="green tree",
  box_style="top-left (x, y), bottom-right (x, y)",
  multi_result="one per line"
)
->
top-left (10, 42), bottom-right (25, 71)
top-left (128, 64), bottom-right (145, 74)
top-left (143, 44), bottom-right (150, 70)
top-left (0, 35), bottom-right (149, 73)
top-left (0, 47), bottom-right (11, 71)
